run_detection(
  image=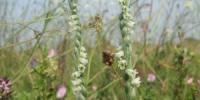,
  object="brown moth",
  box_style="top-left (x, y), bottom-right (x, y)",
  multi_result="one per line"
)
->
top-left (102, 50), bottom-right (114, 66)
